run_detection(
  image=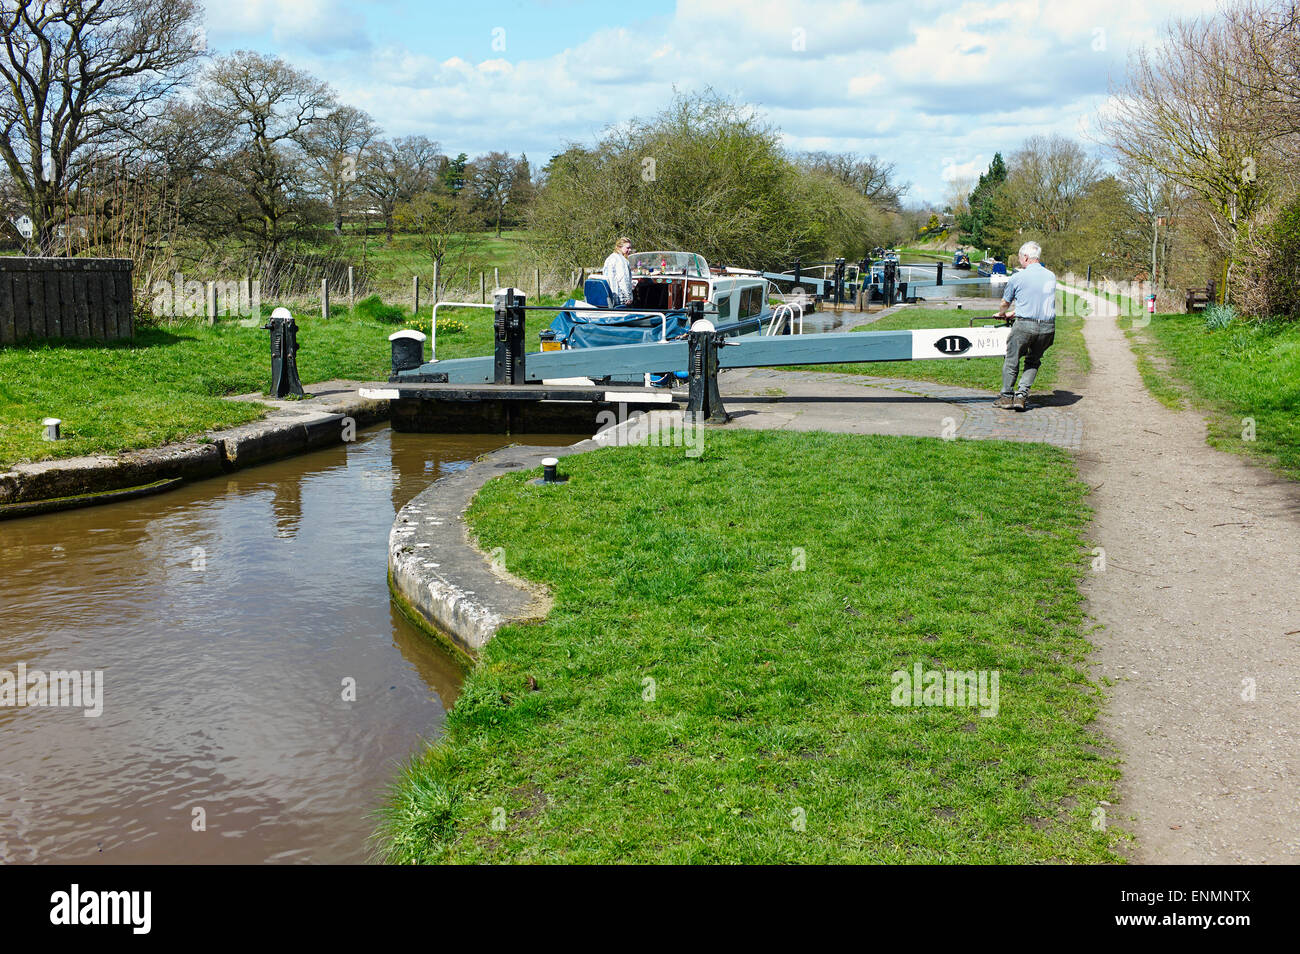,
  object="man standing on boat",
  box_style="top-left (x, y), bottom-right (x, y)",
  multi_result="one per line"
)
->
top-left (993, 241), bottom-right (1056, 411)
top-left (603, 237), bottom-right (634, 306)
